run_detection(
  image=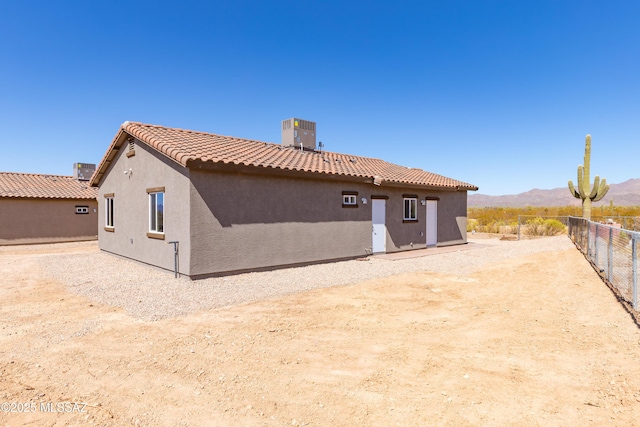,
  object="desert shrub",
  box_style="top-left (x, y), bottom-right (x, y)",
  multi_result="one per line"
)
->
top-left (541, 219), bottom-right (566, 235)
top-left (497, 222), bottom-right (518, 234)
top-left (526, 218), bottom-right (566, 236)
top-left (526, 217), bottom-right (545, 236)
top-left (467, 219), bottom-right (520, 234)
top-left (484, 221), bottom-right (503, 234)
